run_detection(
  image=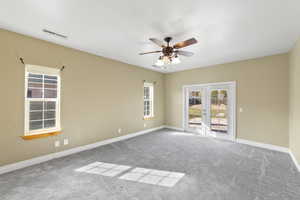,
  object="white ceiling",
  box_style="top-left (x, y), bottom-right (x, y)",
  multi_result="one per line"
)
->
top-left (1, 0), bottom-right (300, 73)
